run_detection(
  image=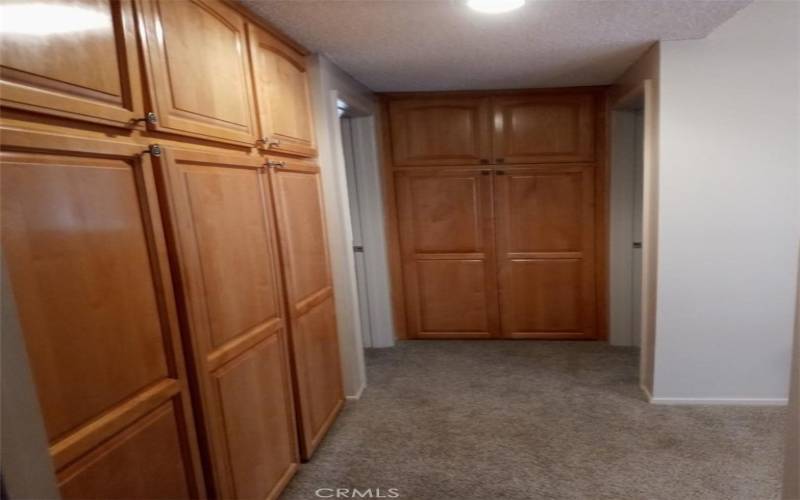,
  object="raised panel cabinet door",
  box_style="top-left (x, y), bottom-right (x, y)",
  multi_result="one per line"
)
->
top-left (0, 131), bottom-right (205, 498)
top-left (136, 0), bottom-right (257, 145)
top-left (492, 94), bottom-right (596, 164)
top-left (0, 0), bottom-right (145, 127)
top-left (494, 165), bottom-right (597, 339)
top-left (247, 24), bottom-right (316, 158)
top-left (269, 159), bottom-right (344, 459)
top-left (394, 168), bottom-right (500, 338)
top-left (389, 97), bottom-right (492, 166)
top-left (154, 149), bottom-right (299, 499)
